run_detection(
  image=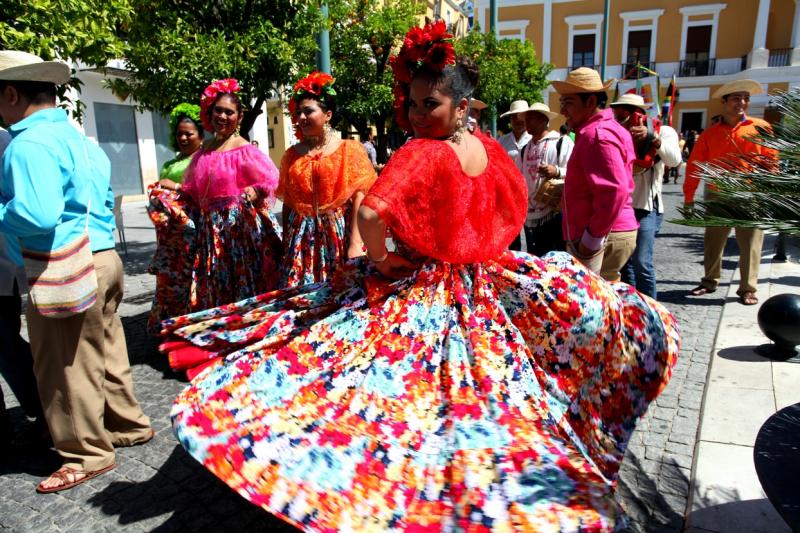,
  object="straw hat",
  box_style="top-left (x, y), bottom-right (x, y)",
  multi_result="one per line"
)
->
top-left (470, 98), bottom-right (488, 111)
top-left (711, 79), bottom-right (763, 99)
top-left (526, 102), bottom-right (557, 120)
top-left (610, 93), bottom-right (652, 111)
top-left (500, 100), bottom-right (530, 117)
top-left (0, 51), bottom-right (70, 85)
top-left (550, 67), bottom-right (614, 95)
